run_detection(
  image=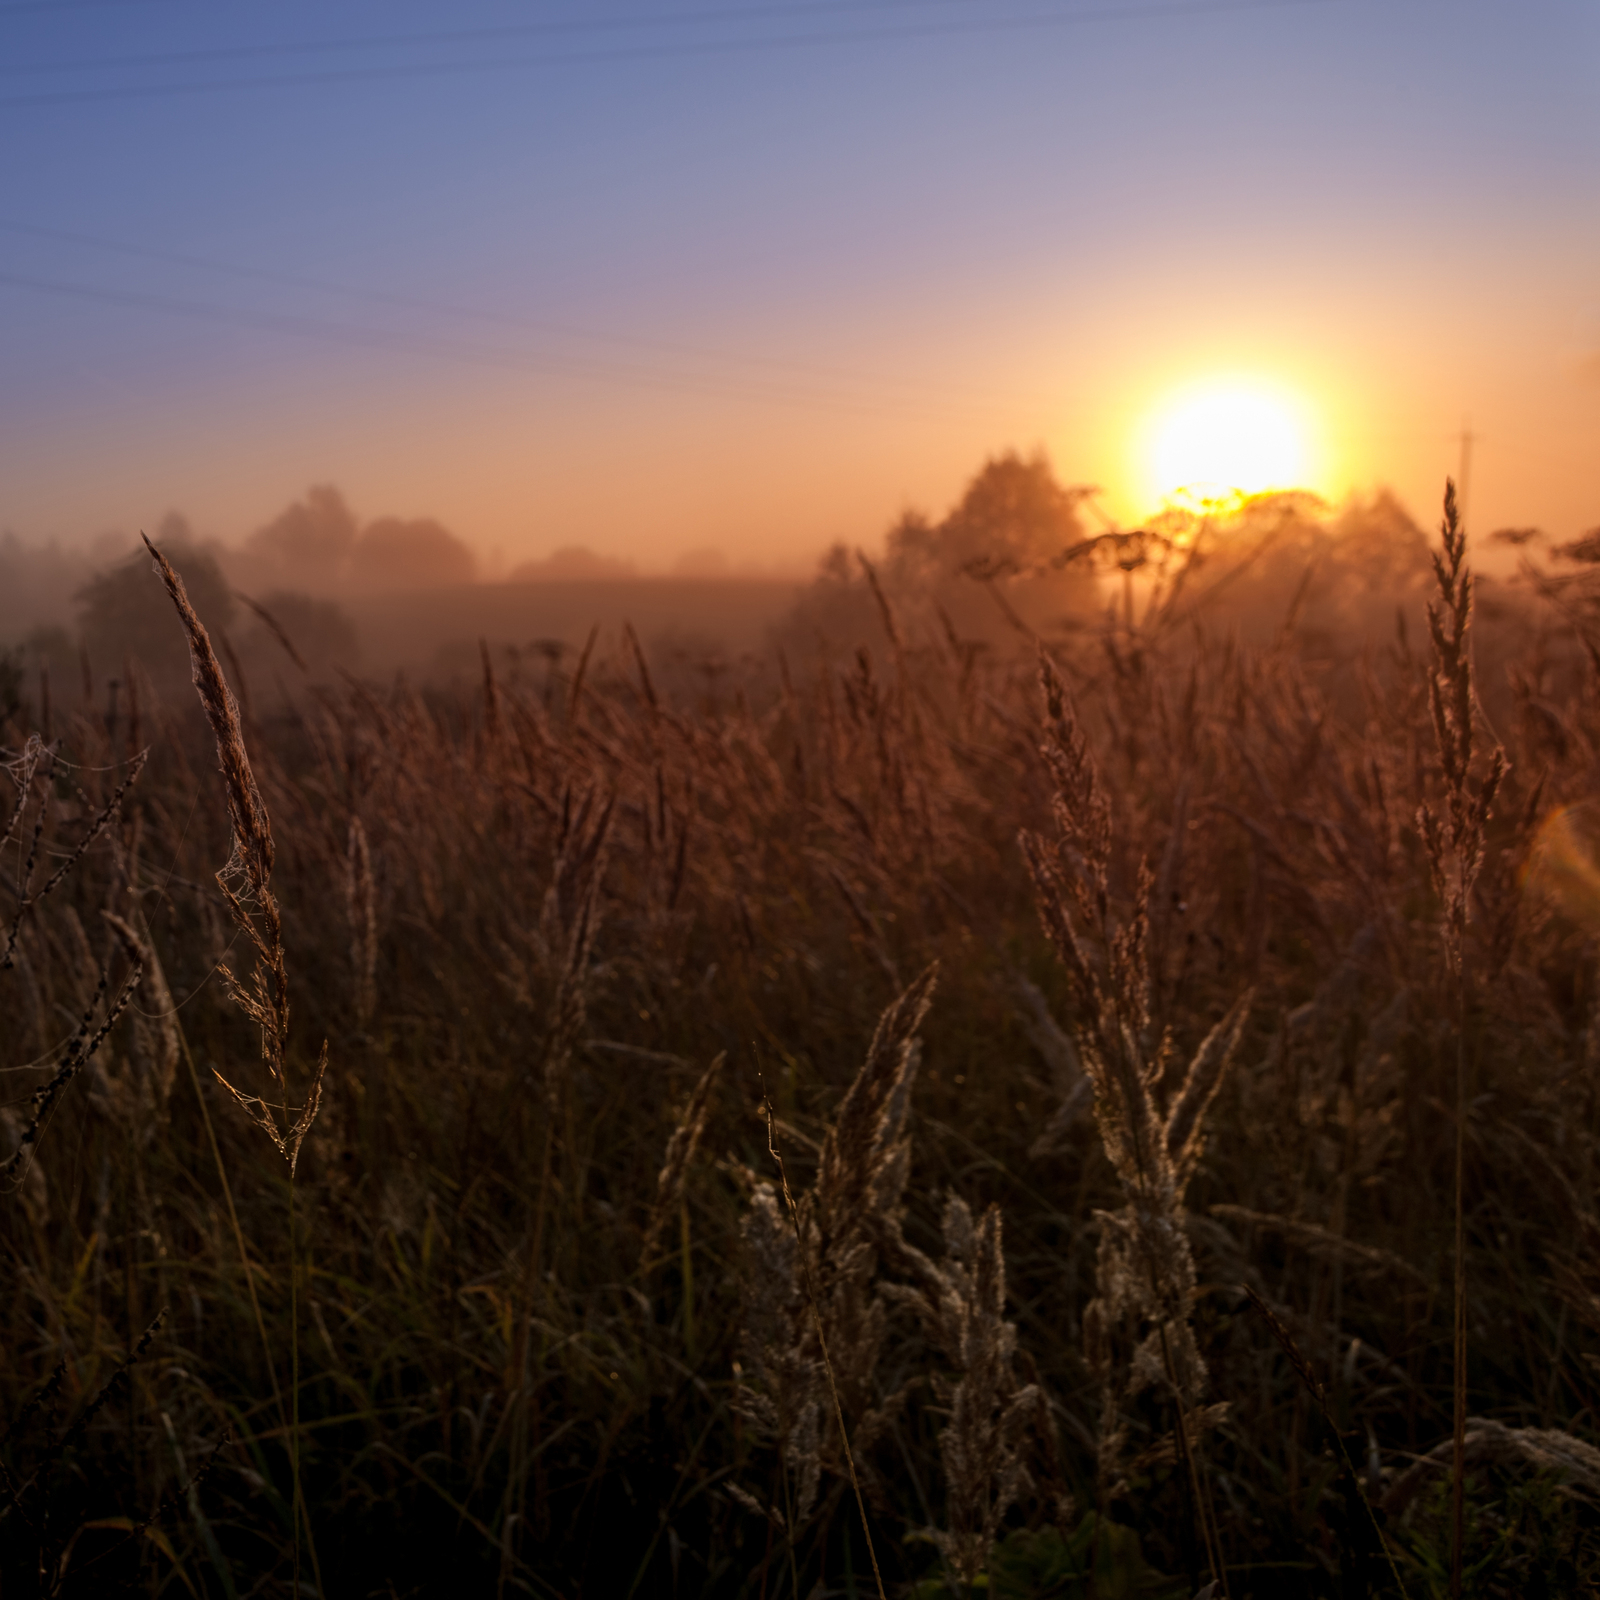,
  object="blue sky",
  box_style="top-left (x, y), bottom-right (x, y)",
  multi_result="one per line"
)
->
top-left (0, 0), bottom-right (1595, 569)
